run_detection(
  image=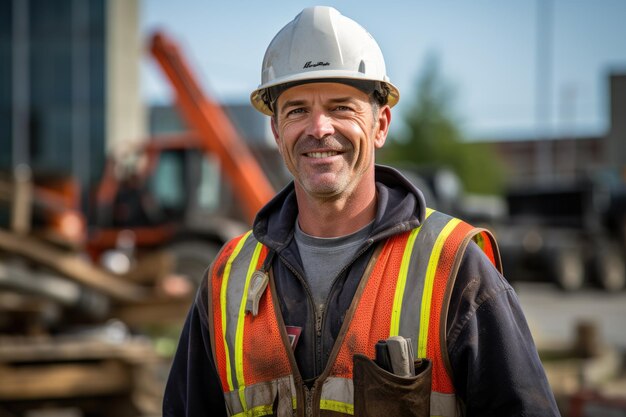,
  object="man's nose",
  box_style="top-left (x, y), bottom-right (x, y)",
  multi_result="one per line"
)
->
top-left (304, 110), bottom-right (334, 139)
